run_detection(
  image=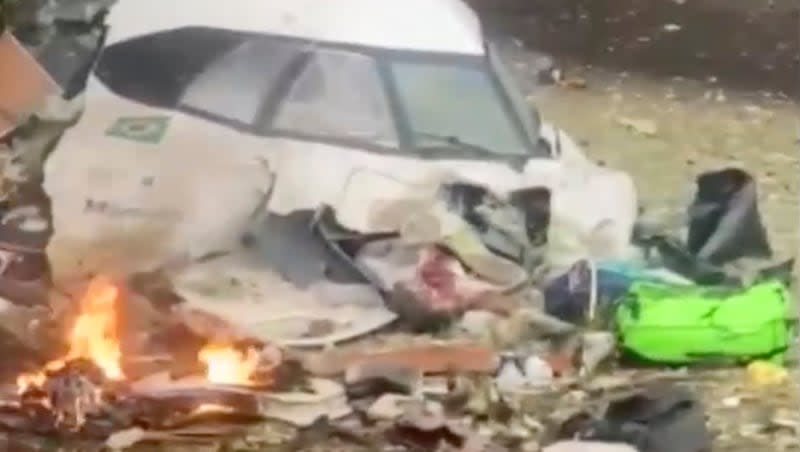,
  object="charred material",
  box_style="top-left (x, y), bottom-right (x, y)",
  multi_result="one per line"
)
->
top-left (16, 358), bottom-right (127, 437)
